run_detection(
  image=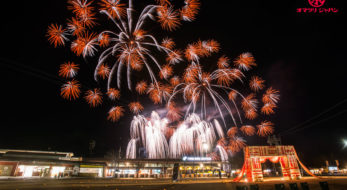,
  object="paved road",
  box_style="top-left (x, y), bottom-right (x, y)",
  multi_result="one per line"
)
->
top-left (1, 177), bottom-right (347, 190)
